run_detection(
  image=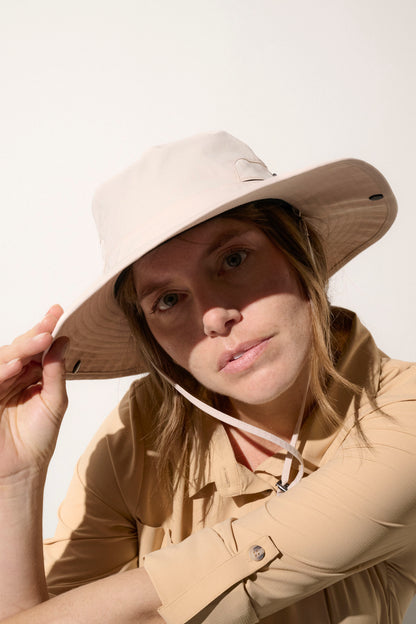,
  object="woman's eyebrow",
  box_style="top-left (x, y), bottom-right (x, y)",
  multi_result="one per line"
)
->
top-left (178, 226), bottom-right (249, 255)
top-left (136, 278), bottom-right (174, 302)
top-left (206, 228), bottom-right (248, 254)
